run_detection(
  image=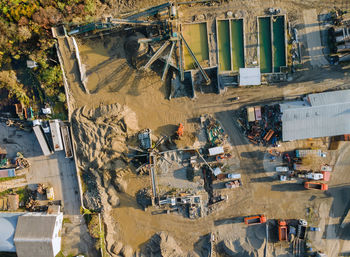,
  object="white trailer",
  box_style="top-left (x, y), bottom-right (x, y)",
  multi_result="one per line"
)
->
top-left (33, 125), bottom-right (53, 156)
top-left (305, 173), bottom-right (323, 180)
top-left (276, 166), bottom-right (289, 172)
top-left (49, 119), bottom-right (63, 151)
